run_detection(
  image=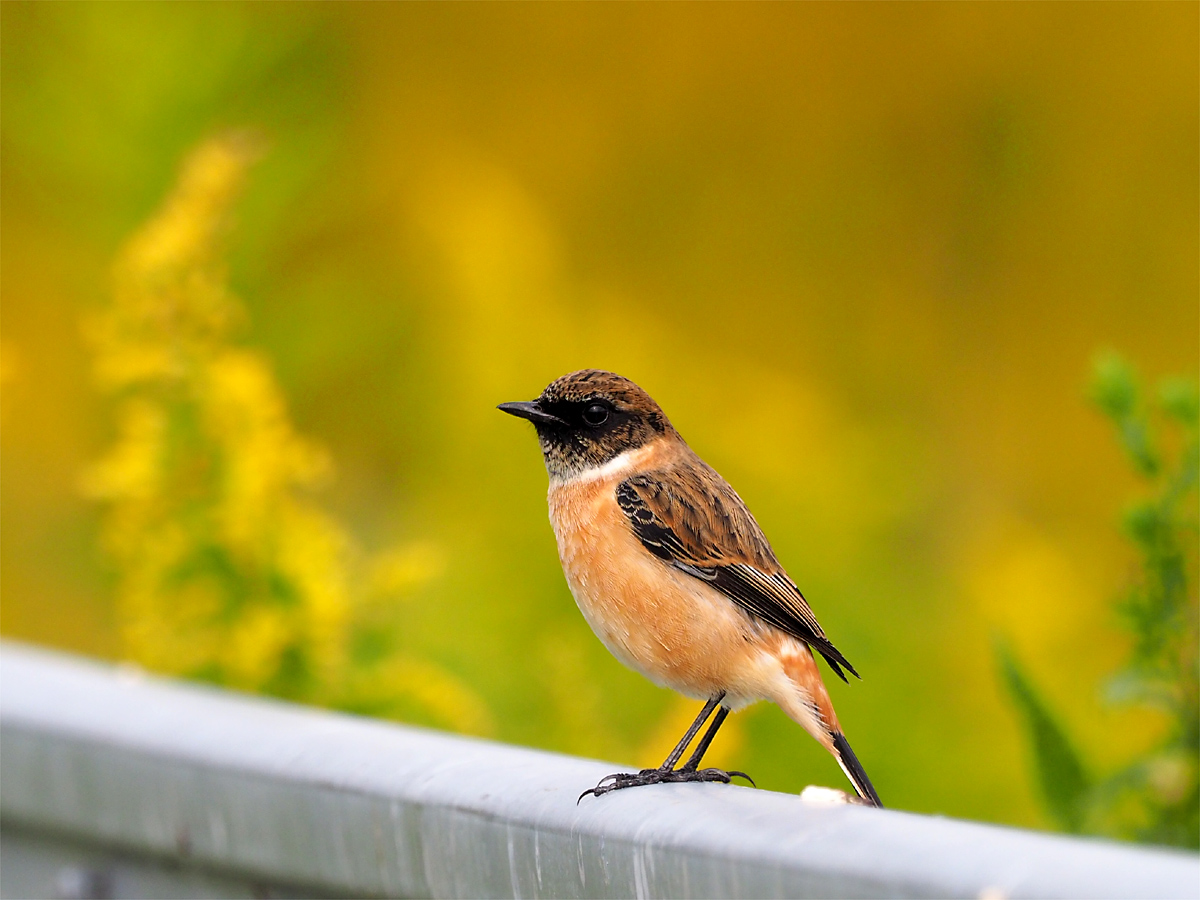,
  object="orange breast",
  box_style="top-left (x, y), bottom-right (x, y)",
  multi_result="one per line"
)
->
top-left (546, 444), bottom-right (775, 702)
